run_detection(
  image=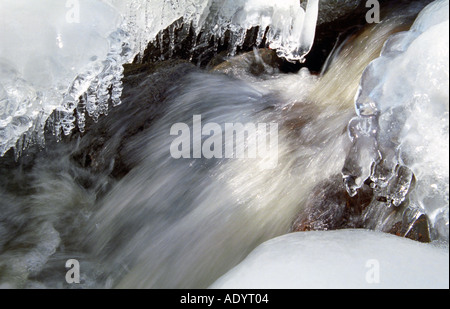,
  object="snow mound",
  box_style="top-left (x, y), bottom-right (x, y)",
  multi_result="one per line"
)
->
top-left (210, 230), bottom-right (449, 289)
